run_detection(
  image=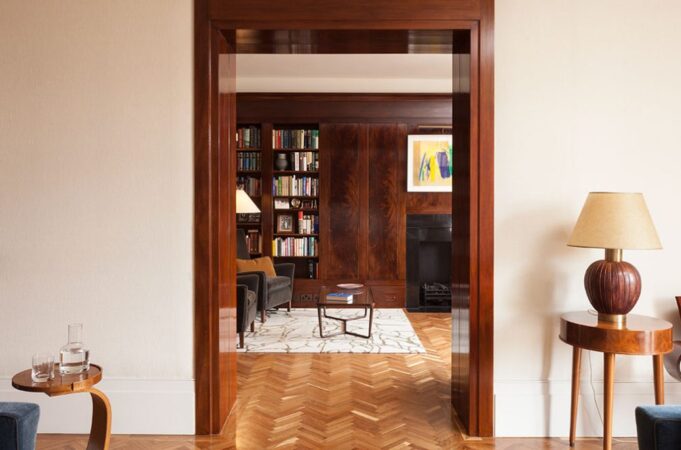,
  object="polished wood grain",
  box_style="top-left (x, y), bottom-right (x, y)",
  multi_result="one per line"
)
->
top-left (235, 29), bottom-right (470, 54)
top-left (36, 315), bottom-right (639, 449)
top-left (560, 311), bottom-right (673, 355)
top-left (367, 124), bottom-right (406, 280)
top-left (197, 0), bottom-right (496, 435)
top-left (14, 365), bottom-right (111, 450)
top-left (561, 312), bottom-right (672, 450)
top-left (320, 123), bottom-right (363, 280)
top-left (584, 260), bottom-right (641, 315)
